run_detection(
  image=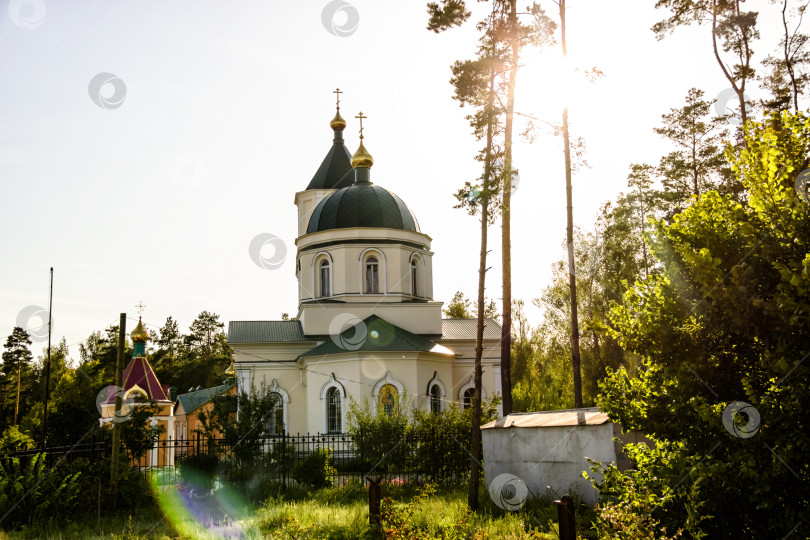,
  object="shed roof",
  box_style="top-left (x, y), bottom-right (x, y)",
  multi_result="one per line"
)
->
top-left (480, 407), bottom-right (609, 429)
